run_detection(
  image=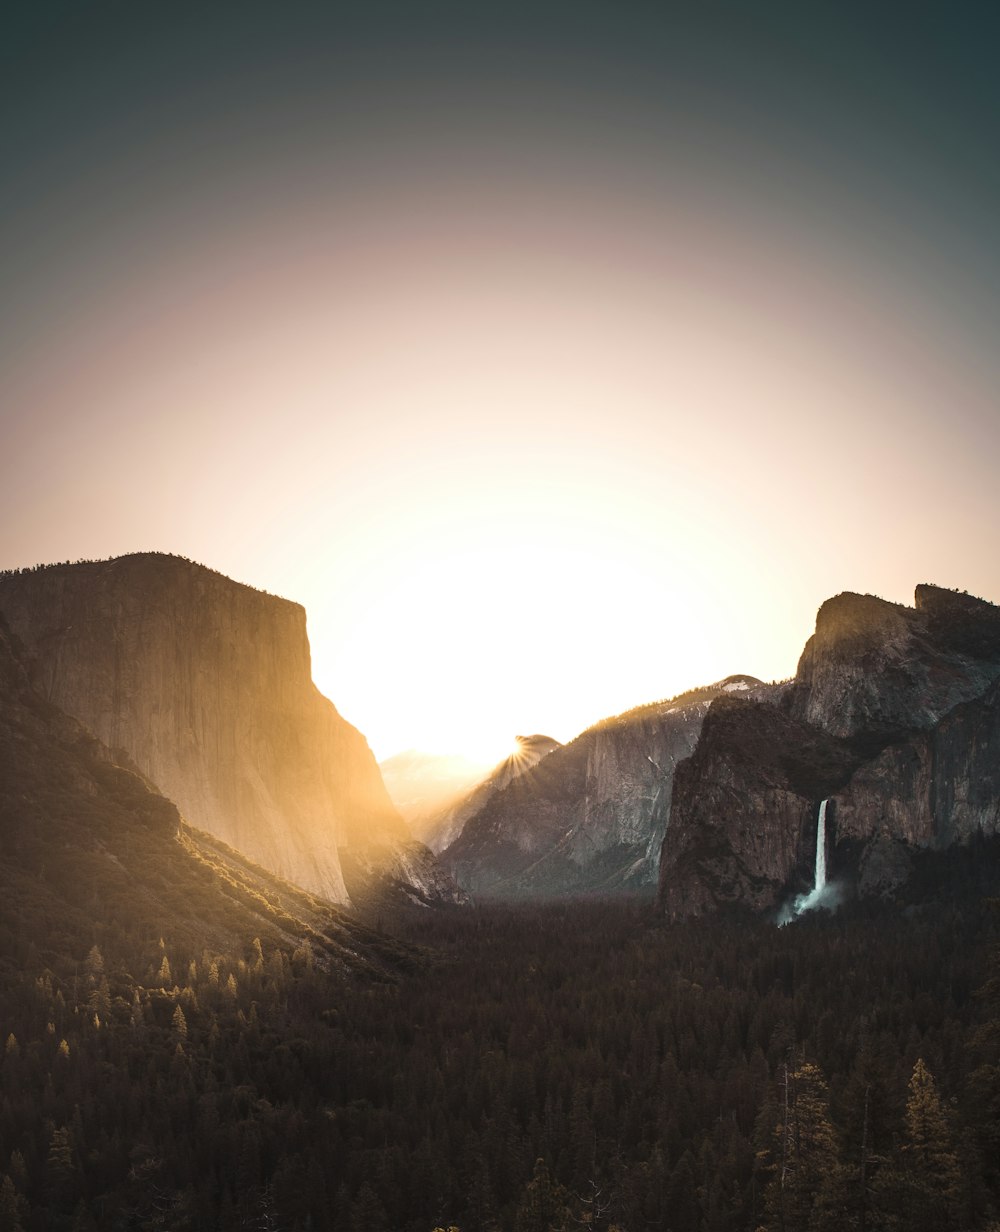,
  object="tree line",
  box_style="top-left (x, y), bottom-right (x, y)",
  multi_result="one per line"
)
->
top-left (1, 885), bottom-right (999, 1230)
